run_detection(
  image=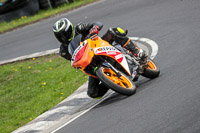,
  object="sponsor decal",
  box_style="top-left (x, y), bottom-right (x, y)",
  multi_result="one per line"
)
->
top-left (94, 46), bottom-right (124, 63)
top-left (95, 46), bottom-right (119, 54)
top-left (115, 54), bottom-right (123, 60)
top-left (99, 46), bottom-right (119, 52)
top-left (108, 51), bottom-right (116, 55)
top-left (72, 41), bottom-right (87, 60)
